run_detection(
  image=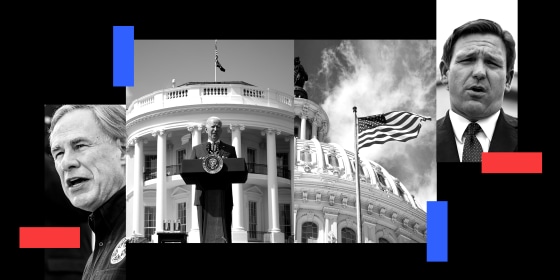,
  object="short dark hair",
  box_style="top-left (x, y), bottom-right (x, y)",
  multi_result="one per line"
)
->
top-left (441, 19), bottom-right (516, 73)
